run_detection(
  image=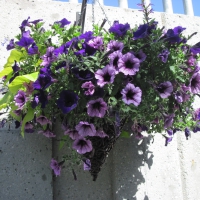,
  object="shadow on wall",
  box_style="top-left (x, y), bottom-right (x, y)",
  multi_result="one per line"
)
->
top-left (112, 135), bottom-right (154, 200)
